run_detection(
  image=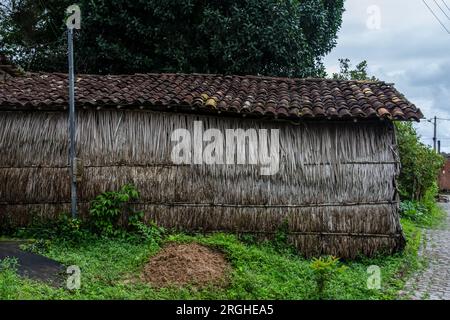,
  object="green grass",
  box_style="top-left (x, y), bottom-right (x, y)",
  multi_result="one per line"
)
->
top-left (420, 200), bottom-right (446, 228)
top-left (0, 221), bottom-right (422, 300)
